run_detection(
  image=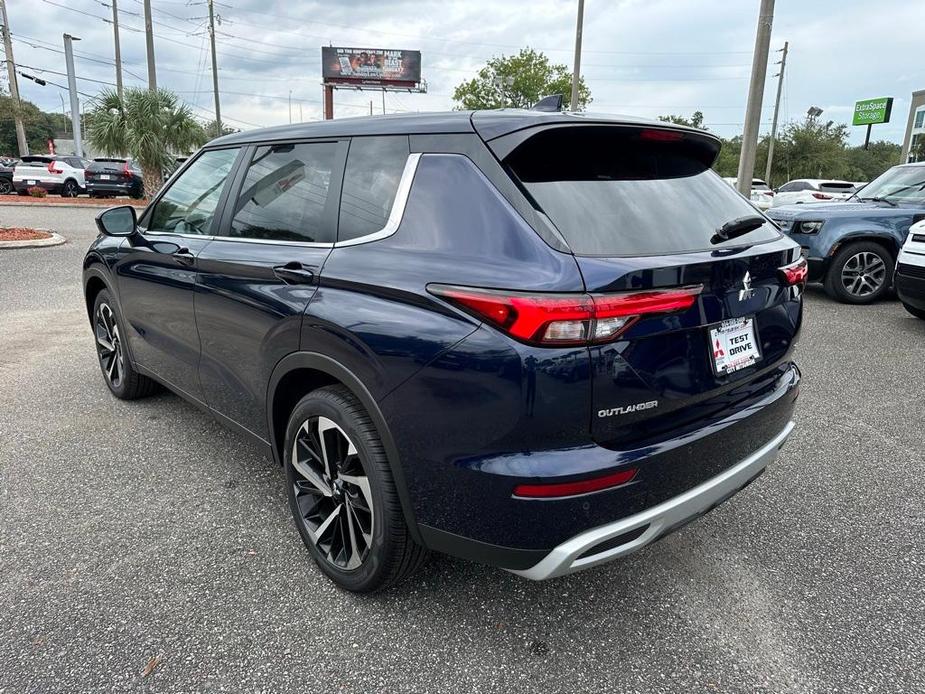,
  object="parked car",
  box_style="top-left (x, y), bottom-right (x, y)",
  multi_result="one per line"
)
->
top-left (770, 179), bottom-right (855, 207)
top-left (0, 160), bottom-right (14, 195)
top-left (895, 218), bottom-right (925, 319)
top-left (13, 154), bottom-right (89, 197)
top-left (723, 176), bottom-right (775, 210)
top-left (766, 162), bottom-right (925, 303)
top-left (83, 111), bottom-right (803, 592)
top-left (85, 158), bottom-right (144, 199)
